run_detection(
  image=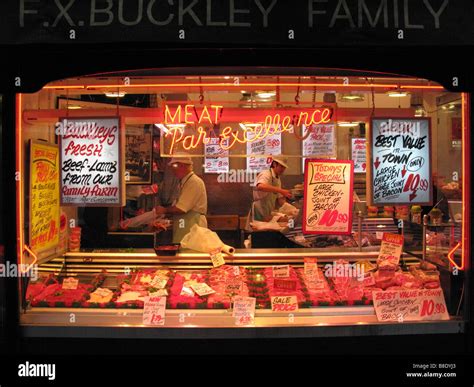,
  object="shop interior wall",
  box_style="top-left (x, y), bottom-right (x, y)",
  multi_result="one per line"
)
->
top-left (20, 87), bottom-right (458, 222)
